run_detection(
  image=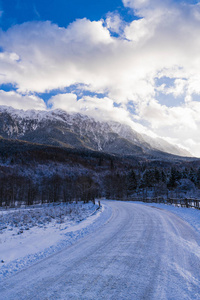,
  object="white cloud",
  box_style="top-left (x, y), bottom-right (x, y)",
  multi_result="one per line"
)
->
top-left (138, 99), bottom-right (198, 131)
top-left (105, 12), bottom-right (124, 34)
top-left (49, 93), bottom-right (130, 123)
top-left (0, 90), bottom-right (46, 110)
top-left (0, 20), bottom-right (115, 93)
top-left (123, 0), bottom-right (151, 11)
top-left (182, 139), bottom-right (200, 158)
top-left (158, 79), bottom-right (187, 97)
top-left (48, 93), bottom-right (150, 134)
top-left (49, 93), bottom-right (78, 112)
top-left (125, 18), bottom-right (151, 42)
